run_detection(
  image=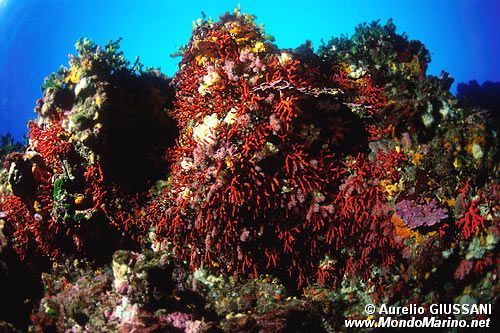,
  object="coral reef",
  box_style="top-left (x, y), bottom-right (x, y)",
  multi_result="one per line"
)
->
top-left (148, 11), bottom-right (405, 291)
top-left (1, 38), bottom-right (177, 261)
top-left (0, 8), bottom-right (498, 332)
